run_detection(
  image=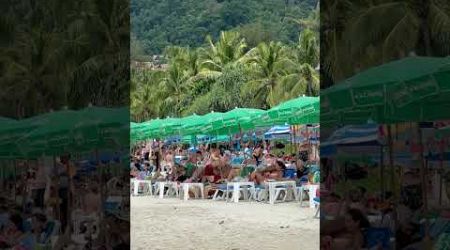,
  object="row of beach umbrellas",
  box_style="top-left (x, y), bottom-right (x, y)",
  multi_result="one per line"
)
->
top-left (0, 107), bottom-right (129, 159)
top-left (131, 96), bottom-right (320, 142)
